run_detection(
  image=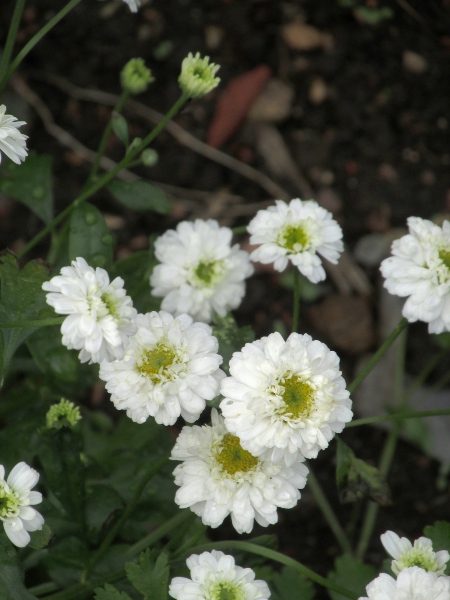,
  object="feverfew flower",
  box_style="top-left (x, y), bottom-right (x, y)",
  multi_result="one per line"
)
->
top-left (150, 219), bottom-right (253, 323)
top-left (0, 104), bottom-right (28, 165)
top-left (99, 311), bottom-right (225, 426)
top-left (42, 257), bottom-right (137, 364)
top-left (171, 410), bottom-right (308, 534)
top-left (381, 530), bottom-right (450, 576)
top-left (380, 217), bottom-right (450, 334)
top-left (248, 198), bottom-right (343, 283)
top-left (0, 462), bottom-right (44, 548)
top-left (359, 566), bottom-right (450, 600)
top-left (123, 0), bottom-right (140, 12)
top-left (220, 332), bottom-right (352, 466)
top-left (179, 52), bottom-right (221, 99)
top-left (169, 550), bottom-right (271, 599)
